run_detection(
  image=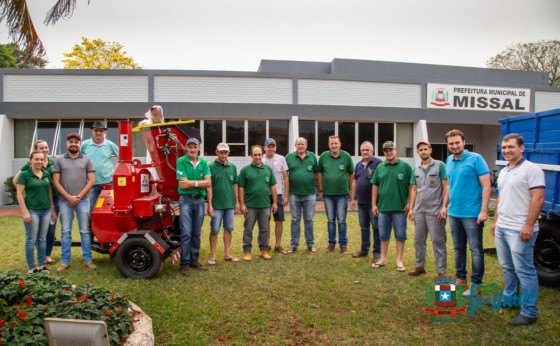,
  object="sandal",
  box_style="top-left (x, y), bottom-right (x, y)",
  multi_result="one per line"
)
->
top-left (371, 262), bottom-right (386, 269)
top-left (46, 259), bottom-right (56, 265)
top-left (224, 257), bottom-right (240, 262)
top-left (207, 259), bottom-right (216, 266)
top-left (397, 266), bottom-right (406, 272)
